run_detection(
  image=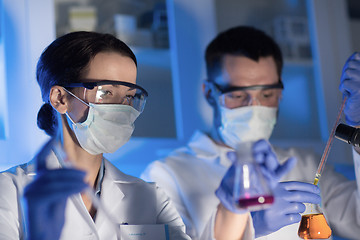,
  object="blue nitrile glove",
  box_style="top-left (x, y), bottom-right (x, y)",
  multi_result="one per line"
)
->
top-left (339, 52), bottom-right (360, 126)
top-left (251, 181), bottom-right (321, 238)
top-left (24, 169), bottom-right (87, 240)
top-left (215, 139), bottom-right (297, 214)
top-left (251, 140), bottom-right (296, 189)
top-left (23, 140), bottom-right (88, 240)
